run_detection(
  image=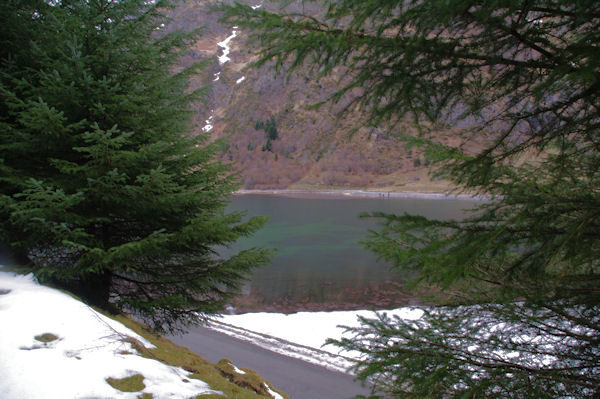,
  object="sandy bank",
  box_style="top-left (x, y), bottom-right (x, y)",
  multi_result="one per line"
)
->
top-left (235, 189), bottom-right (494, 201)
